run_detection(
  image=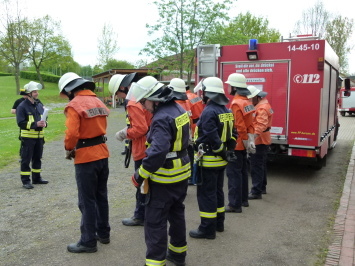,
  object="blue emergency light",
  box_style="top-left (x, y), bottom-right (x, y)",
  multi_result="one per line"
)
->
top-left (247, 39), bottom-right (258, 60)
